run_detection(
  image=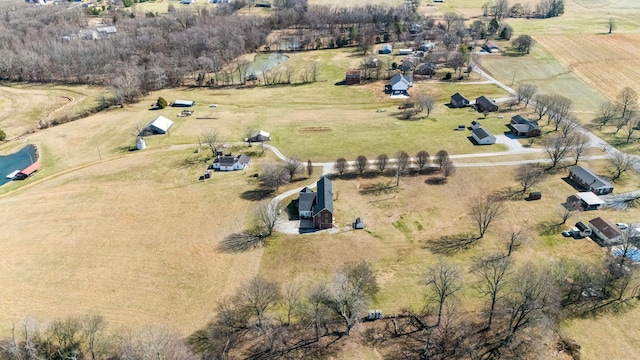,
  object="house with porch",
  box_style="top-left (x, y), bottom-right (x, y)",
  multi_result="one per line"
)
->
top-left (212, 154), bottom-right (250, 171)
top-left (508, 115), bottom-right (541, 137)
top-left (298, 176), bottom-right (334, 230)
